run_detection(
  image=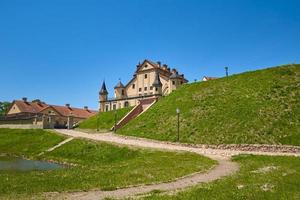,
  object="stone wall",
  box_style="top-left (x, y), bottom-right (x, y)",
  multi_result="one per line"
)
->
top-left (192, 144), bottom-right (300, 154)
